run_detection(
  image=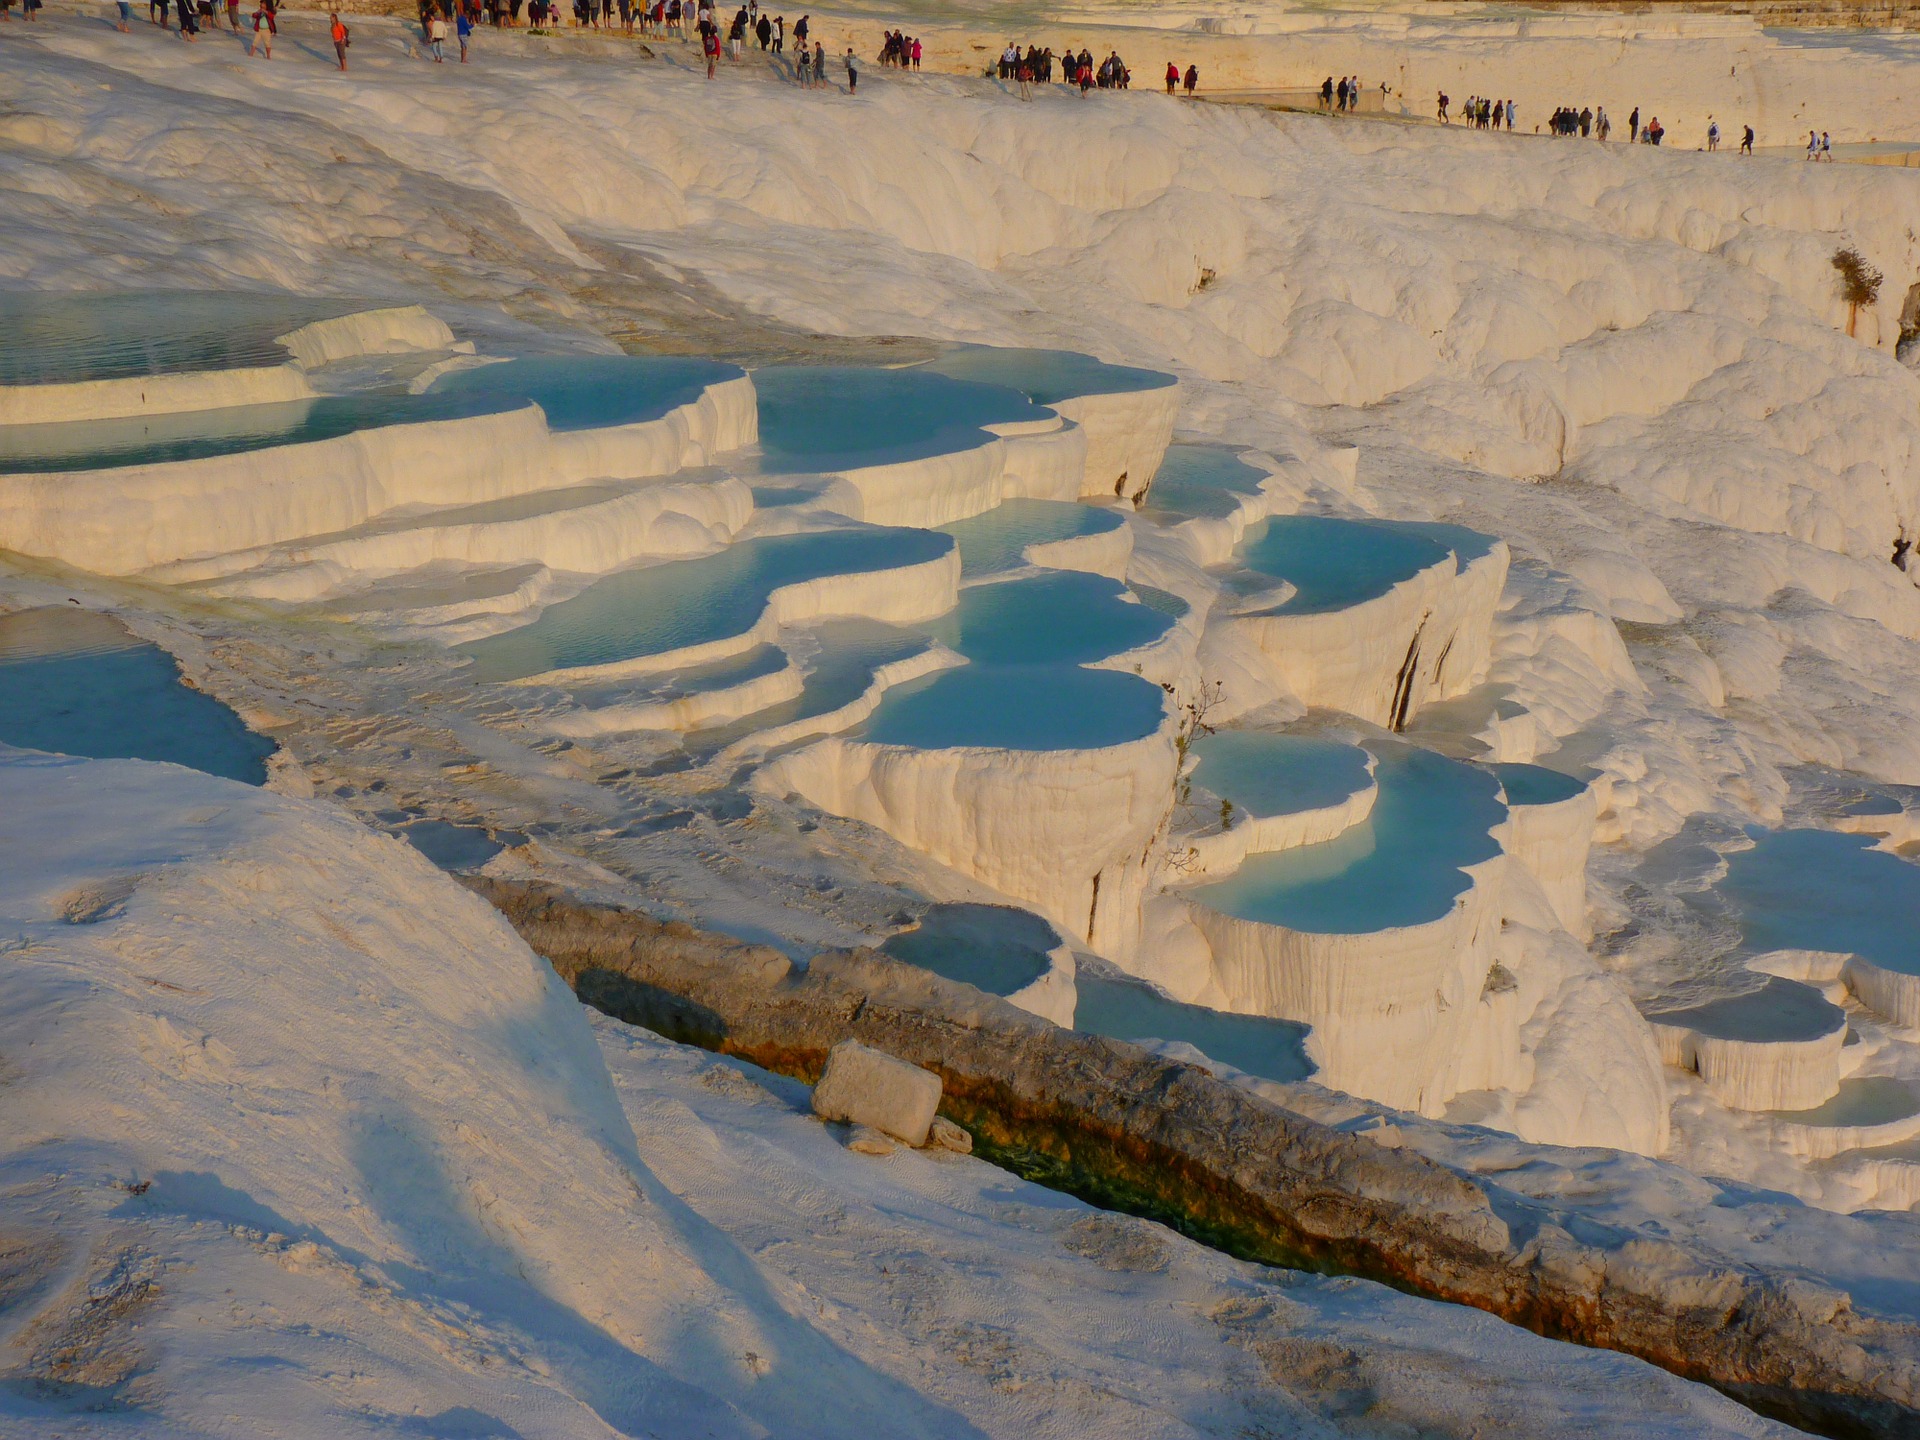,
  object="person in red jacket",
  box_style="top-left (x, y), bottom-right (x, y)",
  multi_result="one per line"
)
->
top-left (1165, 60), bottom-right (1178, 94)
